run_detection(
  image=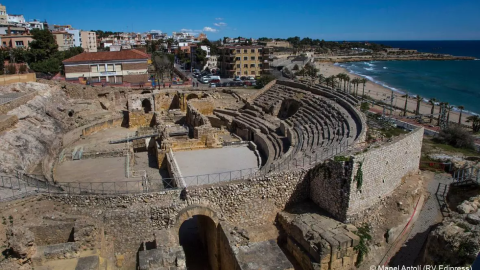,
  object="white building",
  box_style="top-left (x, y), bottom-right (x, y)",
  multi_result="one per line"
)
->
top-left (200, 45), bottom-right (211, 58)
top-left (28, 20), bottom-right (43, 30)
top-left (7, 14), bottom-right (25, 24)
top-left (66, 29), bottom-right (81, 47)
